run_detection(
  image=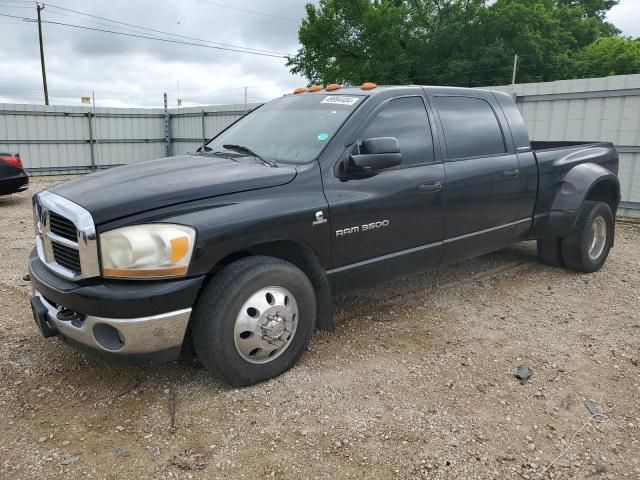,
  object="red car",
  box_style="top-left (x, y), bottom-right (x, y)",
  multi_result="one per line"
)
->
top-left (0, 153), bottom-right (28, 196)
